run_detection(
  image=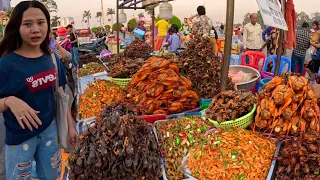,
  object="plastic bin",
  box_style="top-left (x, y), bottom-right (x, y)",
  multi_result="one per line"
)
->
top-left (77, 72), bottom-right (110, 95)
top-left (208, 104), bottom-right (256, 129)
top-left (110, 77), bottom-right (131, 88)
top-left (133, 28), bottom-right (145, 39)
top-left (199, 98), bottom-right (212, 110)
